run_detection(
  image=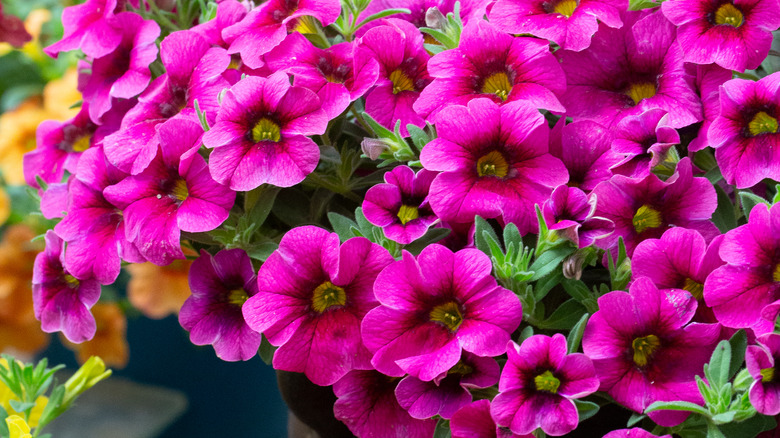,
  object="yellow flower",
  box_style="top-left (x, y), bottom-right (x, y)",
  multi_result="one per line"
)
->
top-left (127, 256), bottom-right (194, 319)
top-left (62, 356), bottom-right (111, 408)
top-left (43, 67), bottom-right (80, 120)
top-left (0, 360), bottom-right (48, 428)
top-left (5, 415), bottom-right (31, 438)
